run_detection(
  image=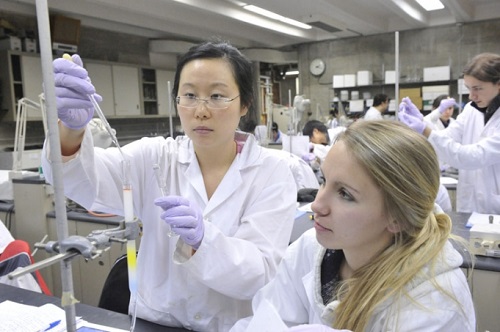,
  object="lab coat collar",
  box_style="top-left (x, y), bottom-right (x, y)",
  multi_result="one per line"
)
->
top-left (179, 132), bottom-right (264, 213)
